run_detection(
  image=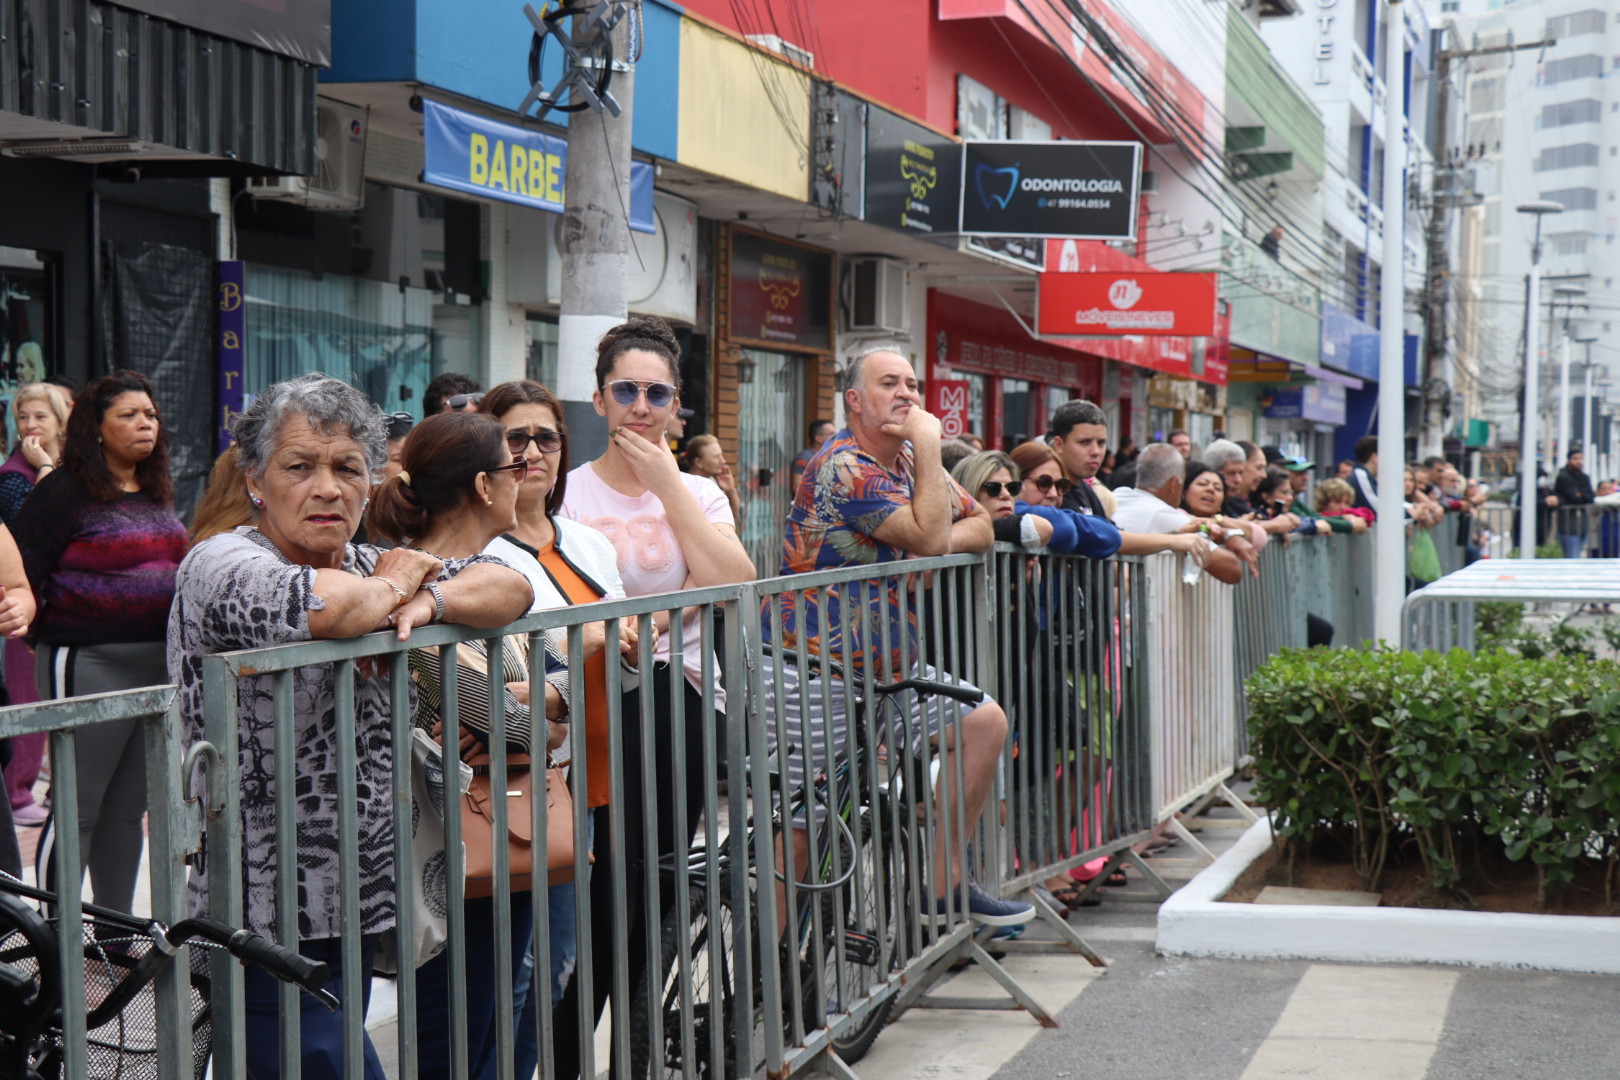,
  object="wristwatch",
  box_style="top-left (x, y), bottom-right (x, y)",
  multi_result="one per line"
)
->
top-left (423, 582), bottom-right (445, 623)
